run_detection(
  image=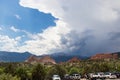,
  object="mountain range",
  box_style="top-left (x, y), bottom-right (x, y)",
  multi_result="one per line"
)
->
top-left (0, 51), bottom-right (119, 62)
top-left (0, 51), bottom-right (87, 62)
top-left (0, 51), bottom-right (32, 62)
